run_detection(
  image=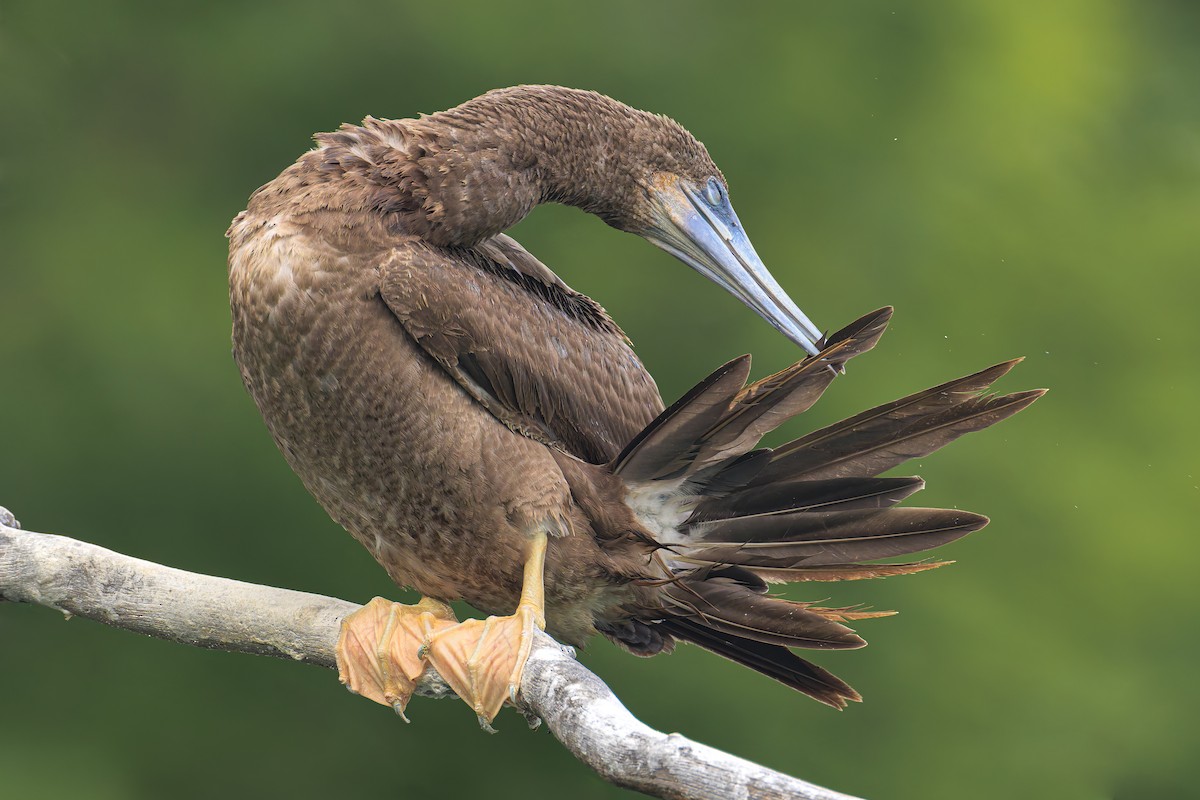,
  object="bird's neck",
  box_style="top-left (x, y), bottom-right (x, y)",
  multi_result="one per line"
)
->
top-left (313, 88), bottom-right (643, 247)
